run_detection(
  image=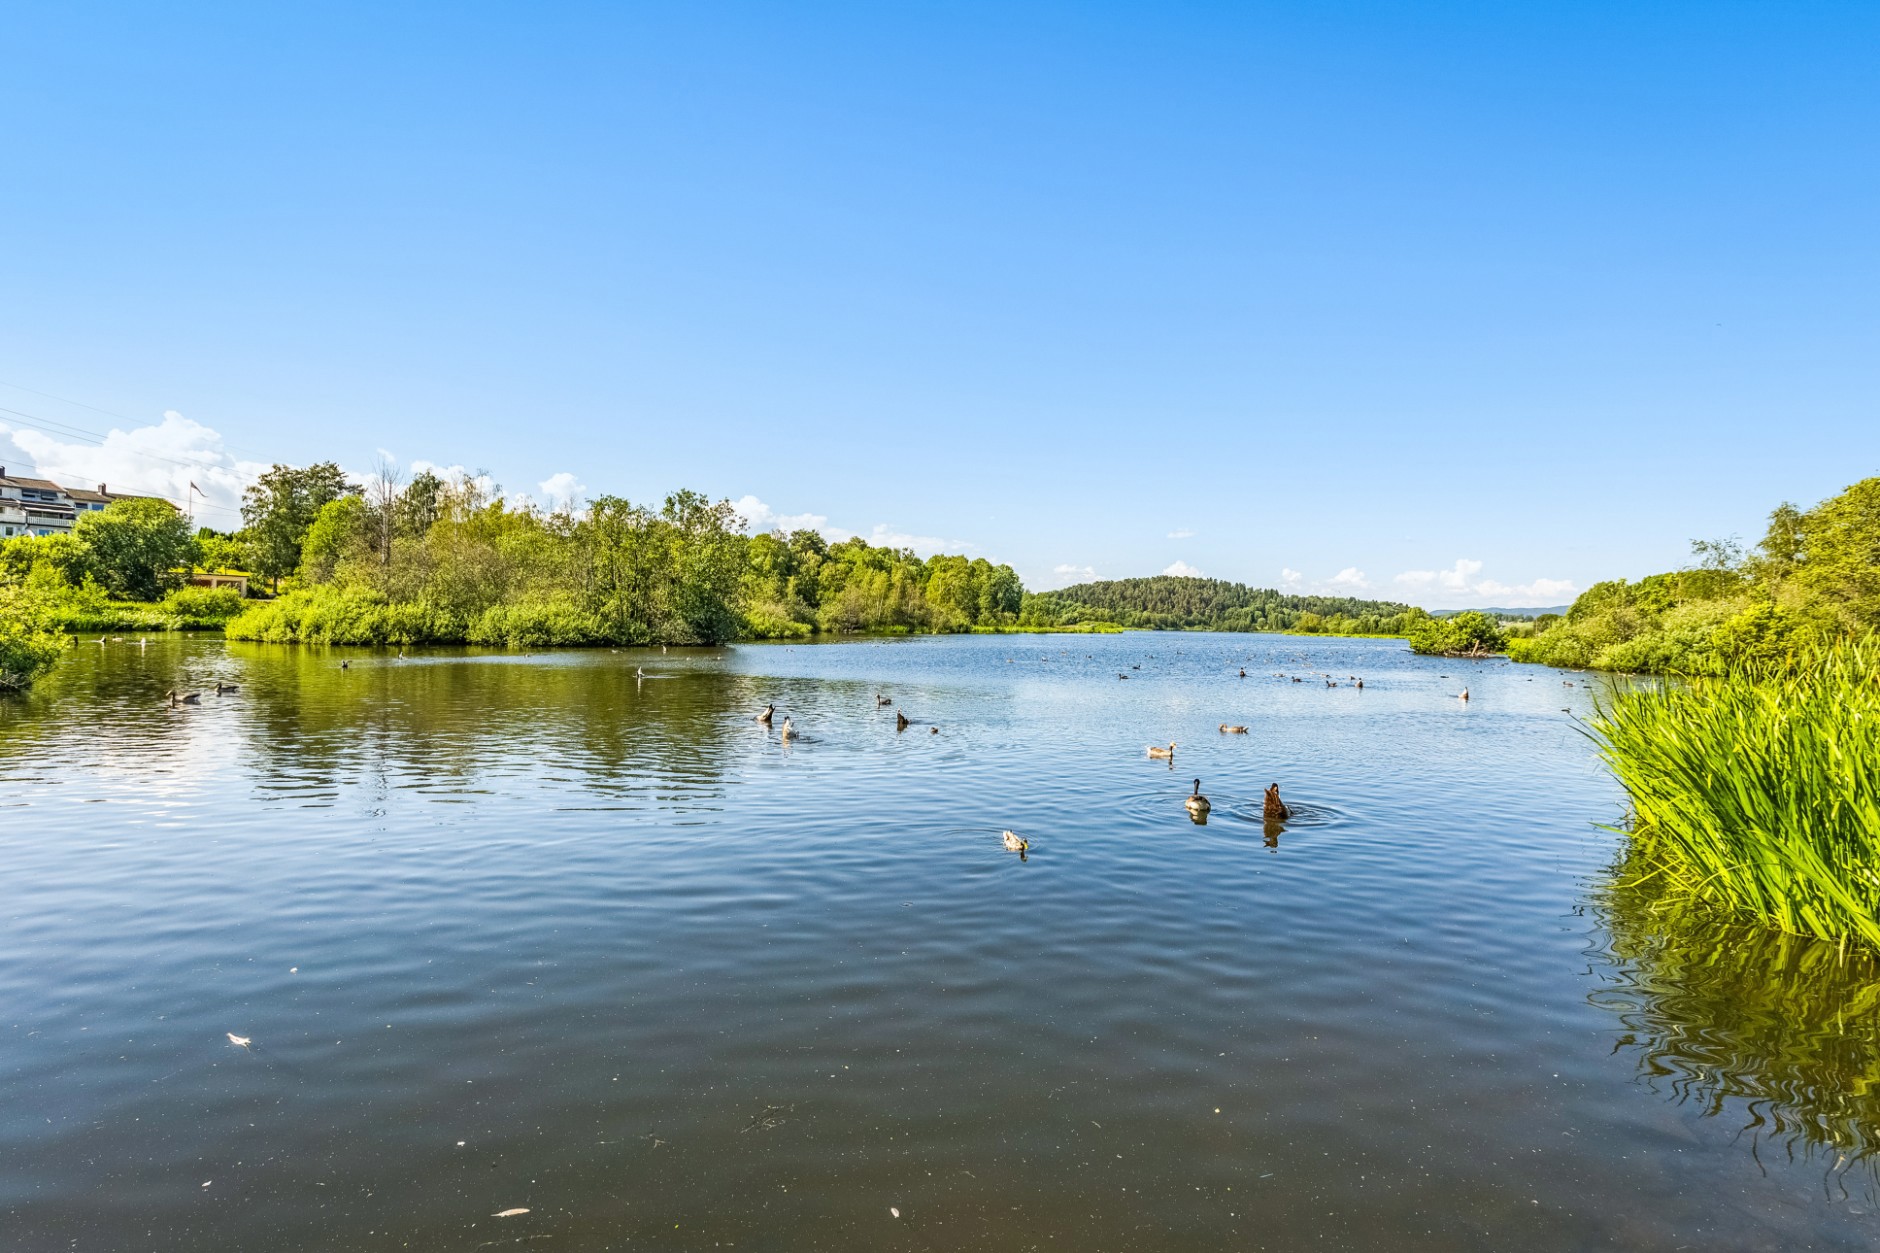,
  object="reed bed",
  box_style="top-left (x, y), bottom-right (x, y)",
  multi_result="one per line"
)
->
top-left (1593, 638), bottom-right (1880, 952)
